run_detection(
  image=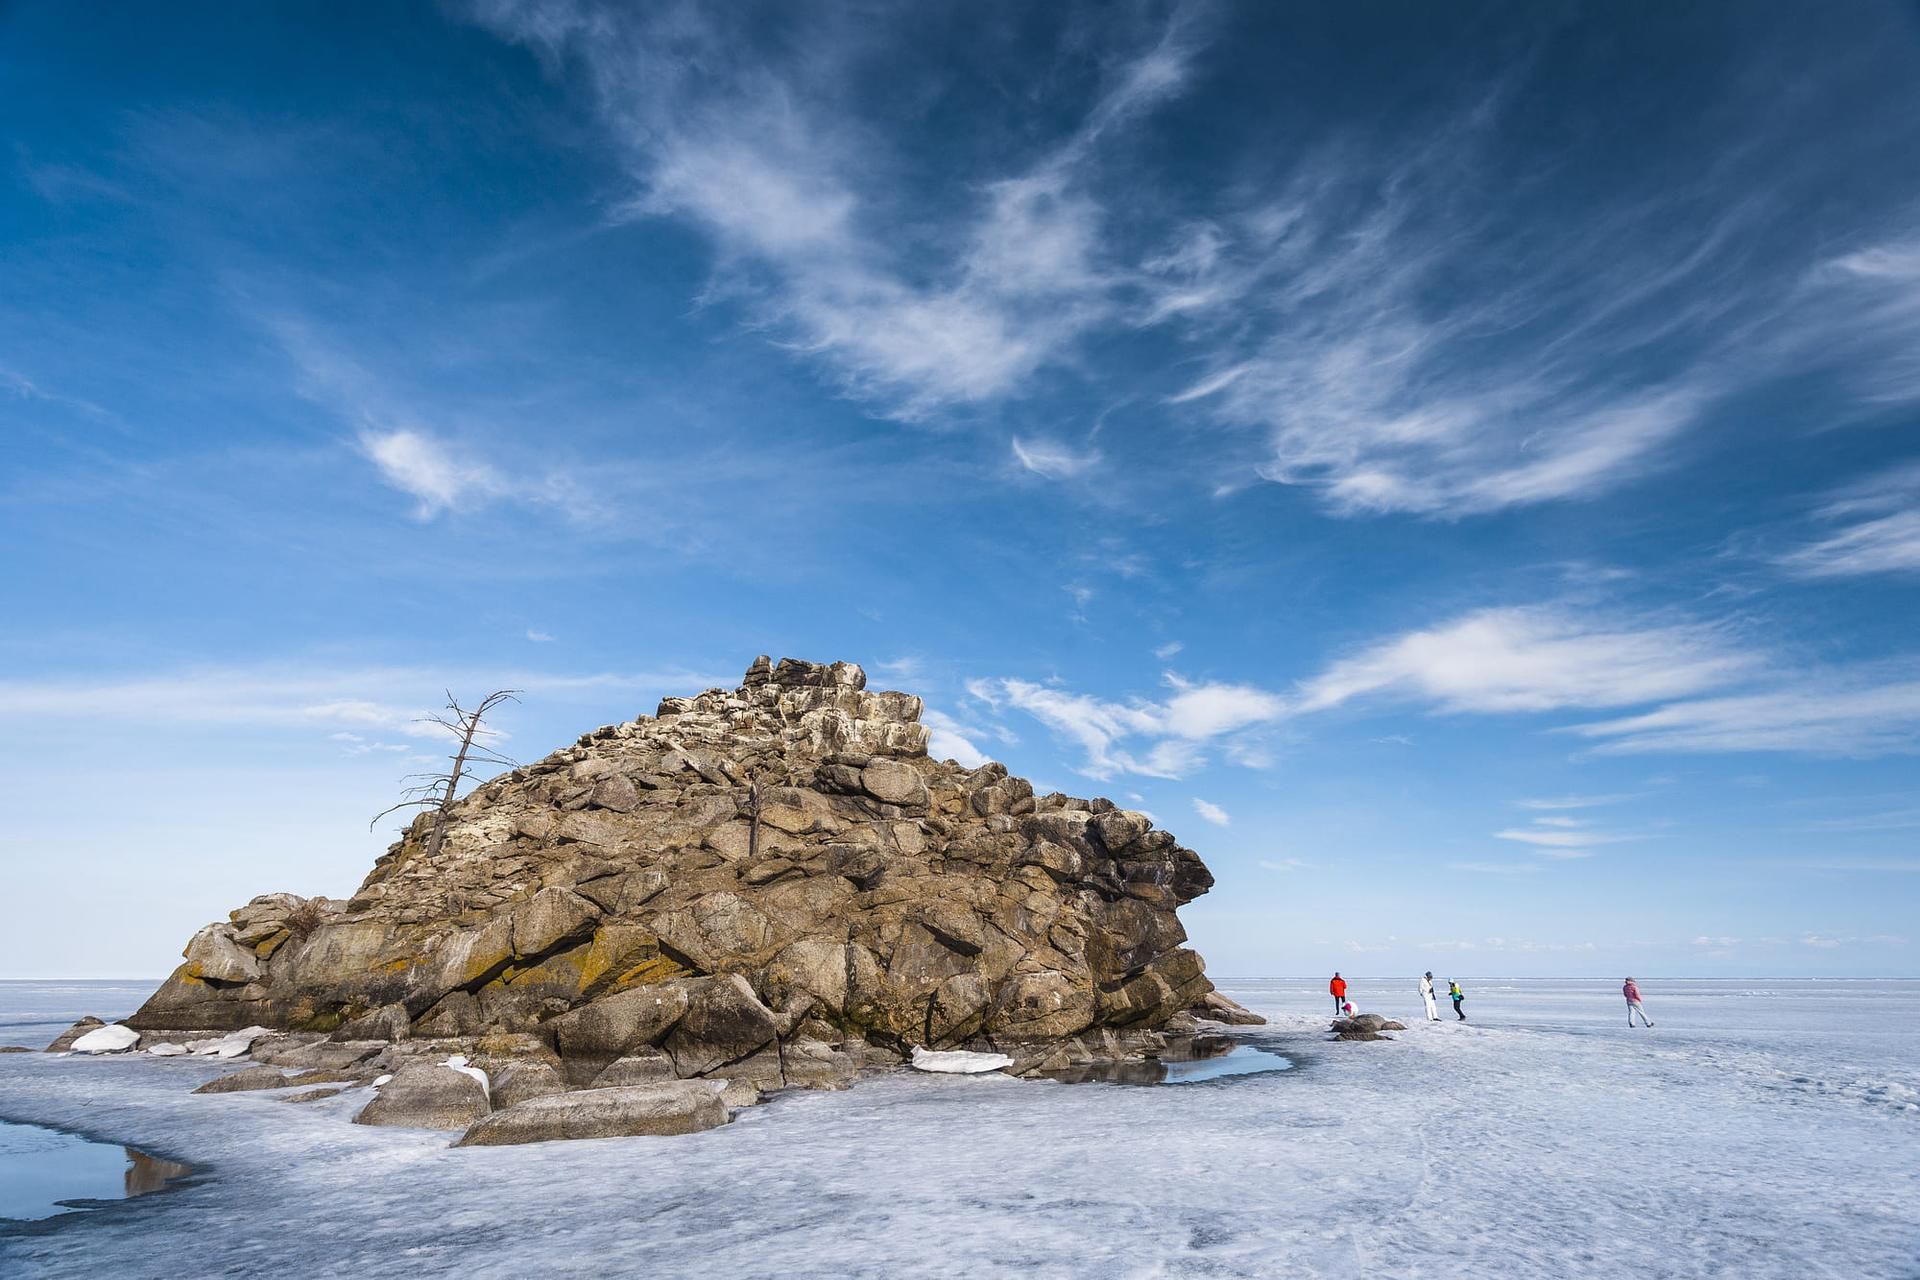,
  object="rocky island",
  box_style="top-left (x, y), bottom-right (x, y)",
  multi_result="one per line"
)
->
top-left (107, 657), bottom-right (1259, 1142)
